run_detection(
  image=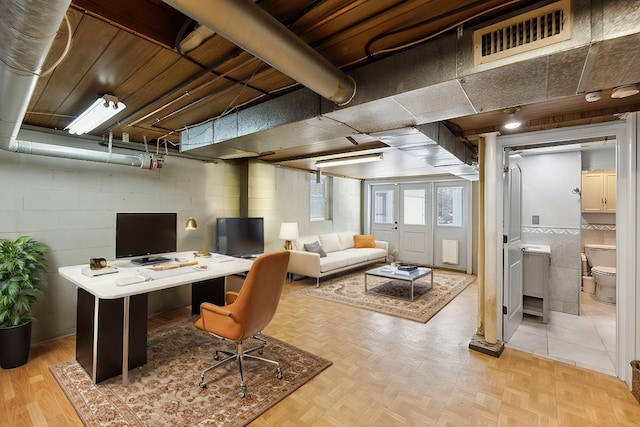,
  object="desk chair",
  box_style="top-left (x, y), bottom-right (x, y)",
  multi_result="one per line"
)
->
top-left (193, 250), bottom-right (290, 397)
